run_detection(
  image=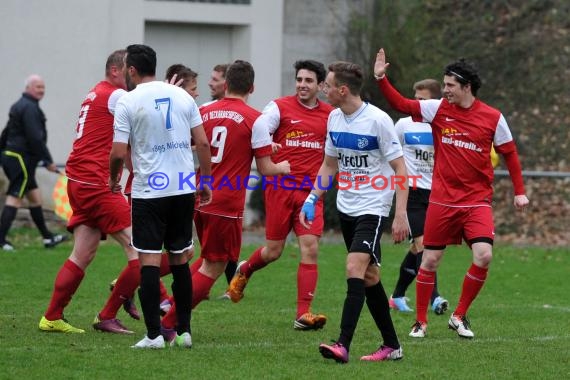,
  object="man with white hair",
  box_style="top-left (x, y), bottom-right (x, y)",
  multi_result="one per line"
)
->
top-left (0, 74), bottom-right (67, 251)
